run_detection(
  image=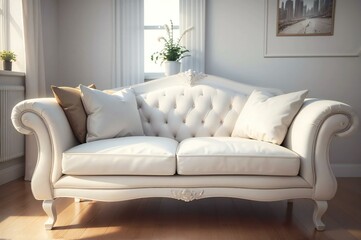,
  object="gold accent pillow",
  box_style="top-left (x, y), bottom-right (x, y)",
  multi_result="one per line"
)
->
top-left (51, 84), bottom-right (96, 143)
